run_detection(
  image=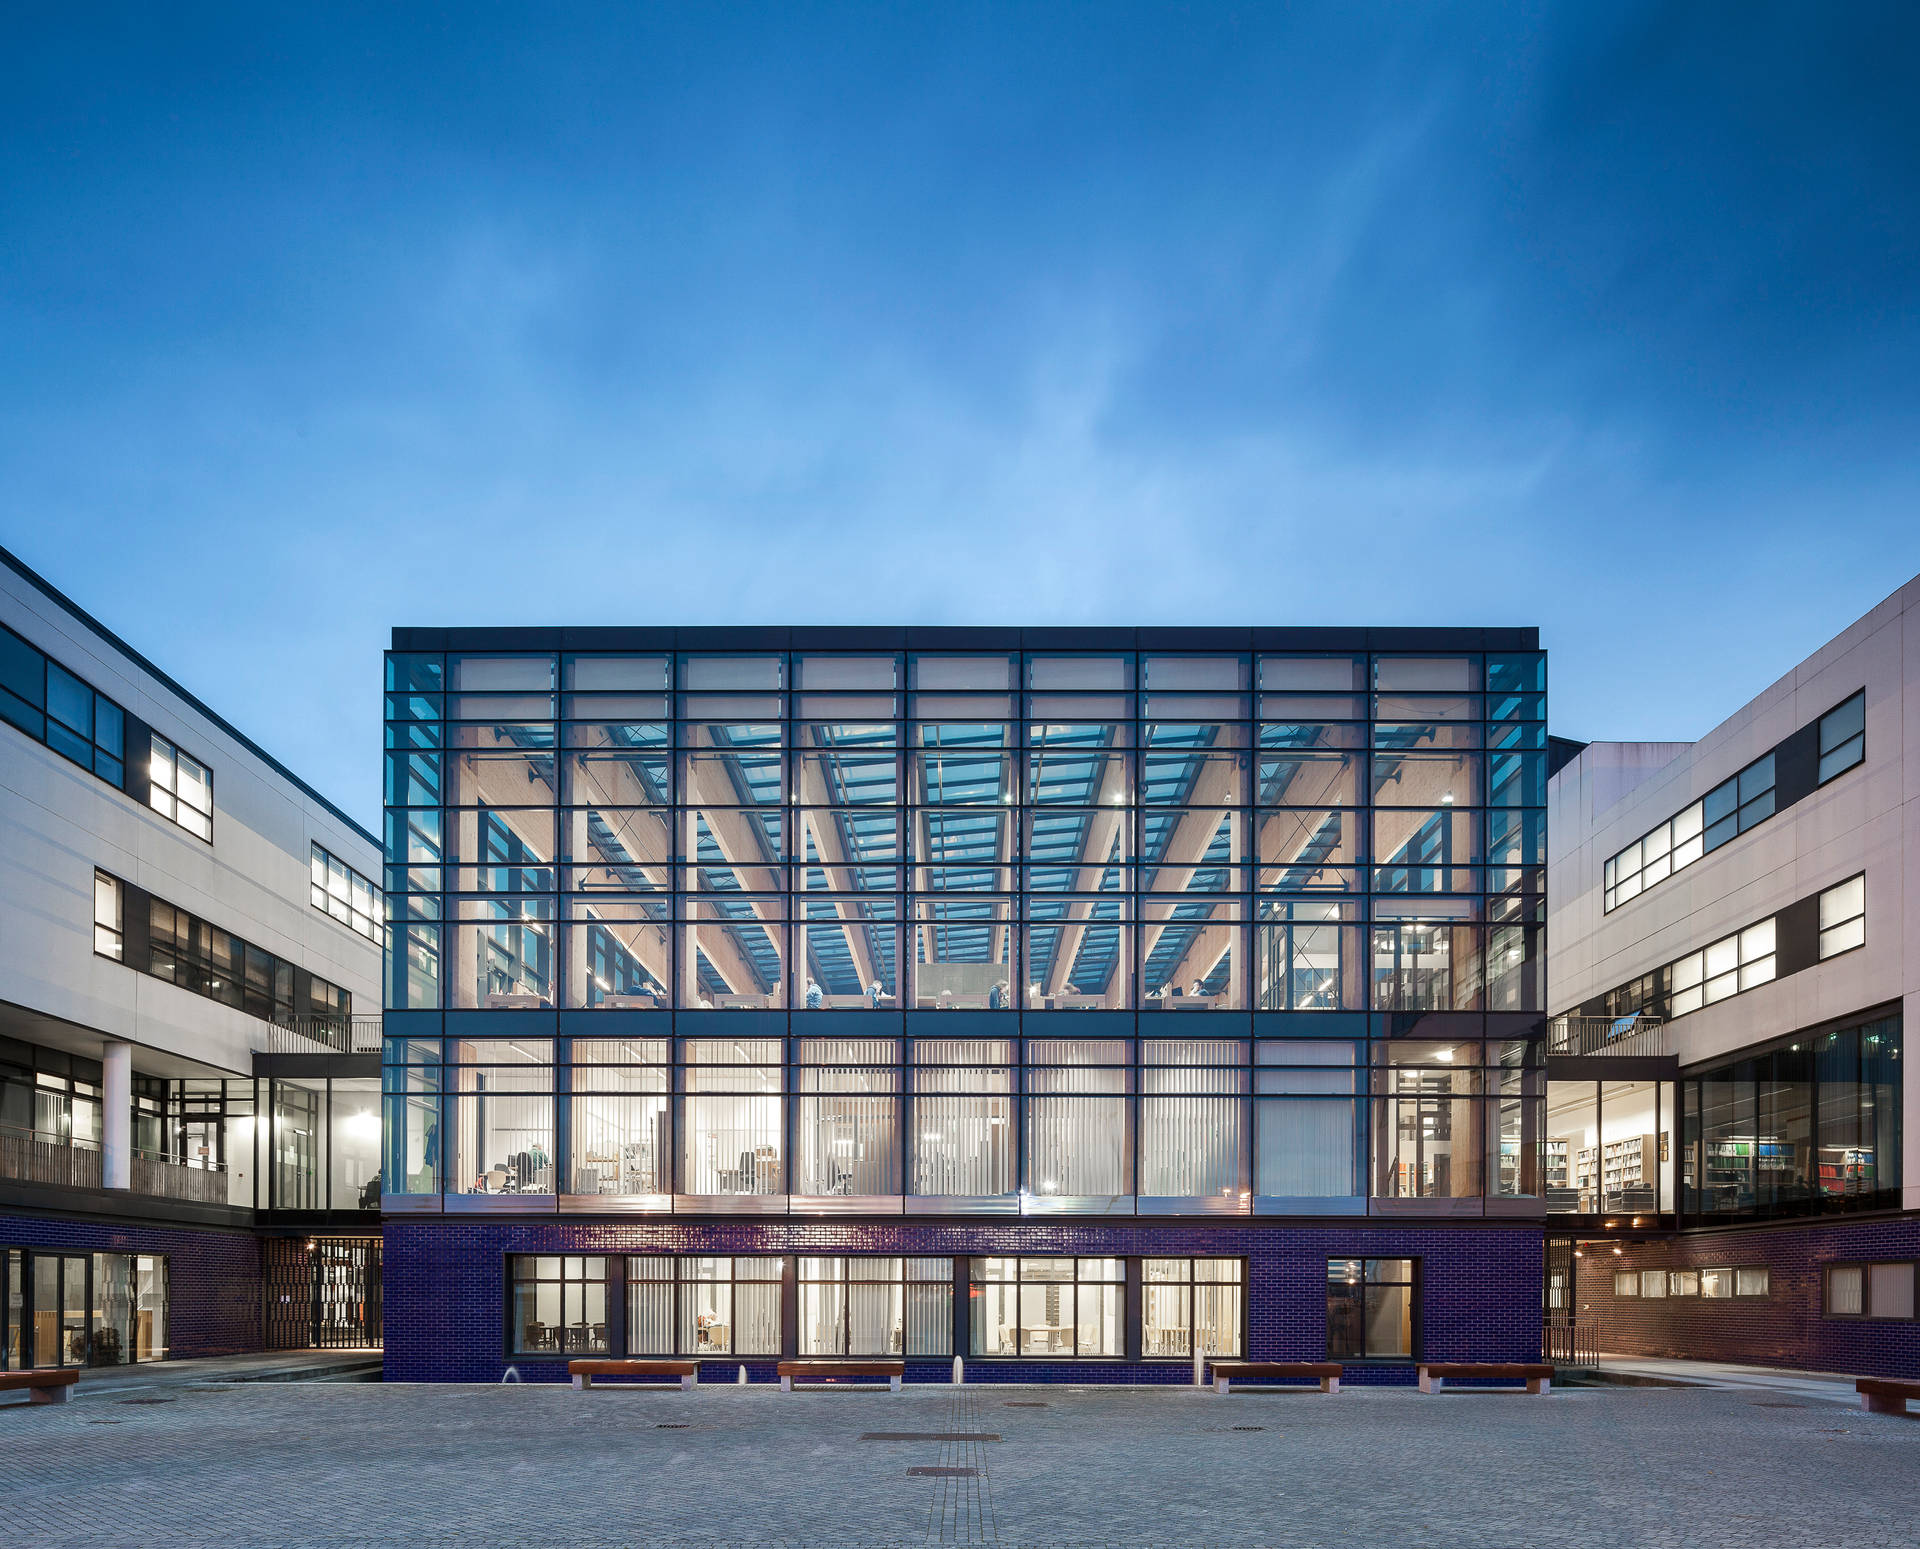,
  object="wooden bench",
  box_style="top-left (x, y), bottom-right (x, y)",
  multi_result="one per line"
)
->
top-left (1857, 1378), bottom-right (1920, 1416)
top-left (0, 1368), bottom-right (78, 1405)
top-left (1208, 1361), bottom-right (1343, 1395)
top-left (568, 1359), bottom-right (698, 1392)
top-left (776, 1359), bottom-right (905, 1392)
top-left (1417, 1362), bottom-right (1555, 1395)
